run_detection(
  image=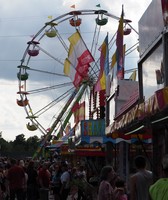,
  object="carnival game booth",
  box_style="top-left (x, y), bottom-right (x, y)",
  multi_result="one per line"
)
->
top-left (46, 119), bottom-right (114, 174)
top-left (67, 119), bottom-right (114, 173)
